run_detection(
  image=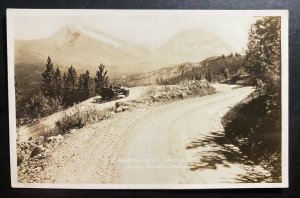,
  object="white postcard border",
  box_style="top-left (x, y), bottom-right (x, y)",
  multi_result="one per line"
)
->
top-left (7, 9), bottom-right (289, 189)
